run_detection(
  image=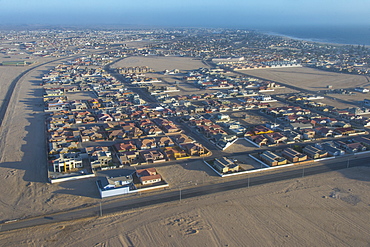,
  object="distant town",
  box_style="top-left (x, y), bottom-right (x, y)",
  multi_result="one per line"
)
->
top-left (1, 27), bottom-right (370, 198)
